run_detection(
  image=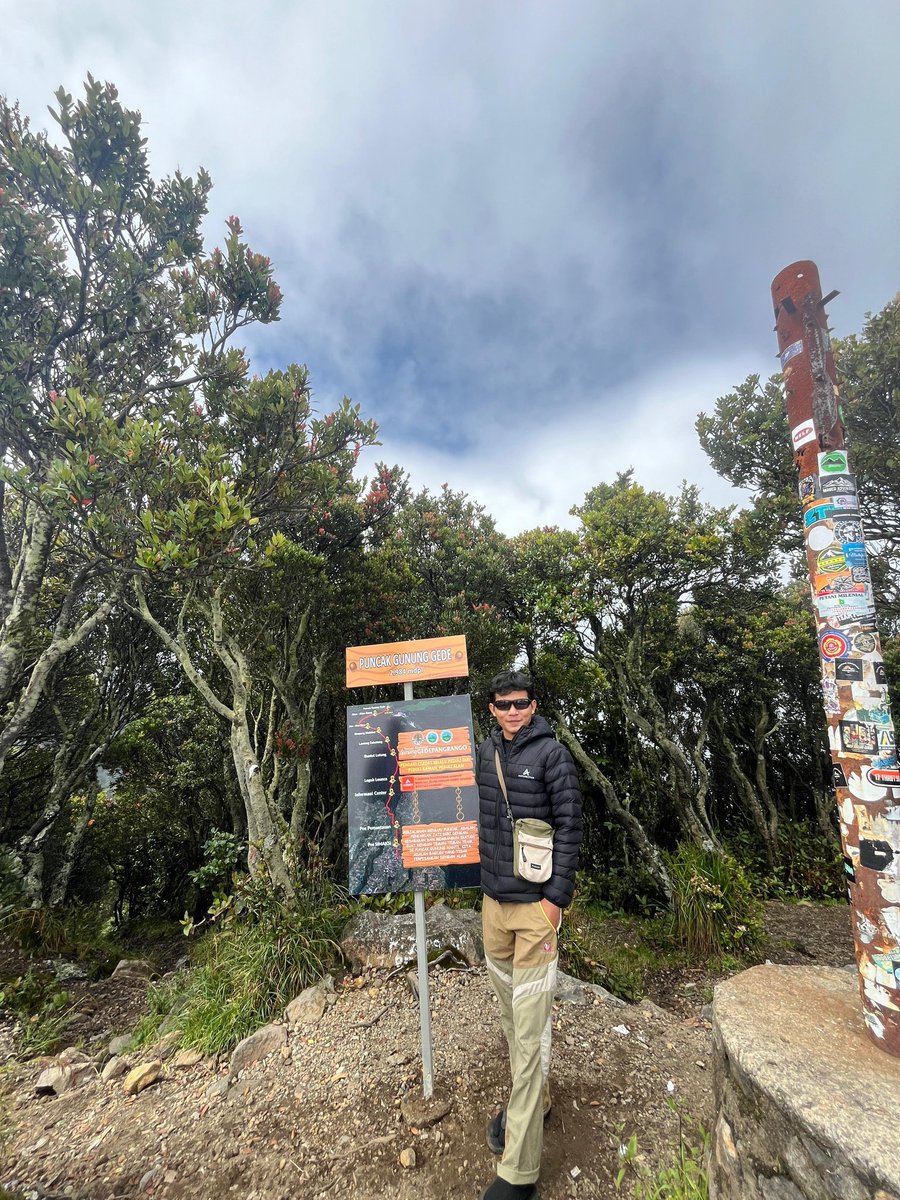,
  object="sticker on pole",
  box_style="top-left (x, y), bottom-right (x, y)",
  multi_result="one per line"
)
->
top-left (791, 421), bottom-right (817, 451)
top-left (820, 632), bottom-right (849, 660)
top-left (780, 339), bottom-right (803, 368)
top-left (869, 767), bottom-right (900, 787)
top-left (806, 523), bottom-right (836, 552)
top-left (819, 450), bottom-right (849, 475)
